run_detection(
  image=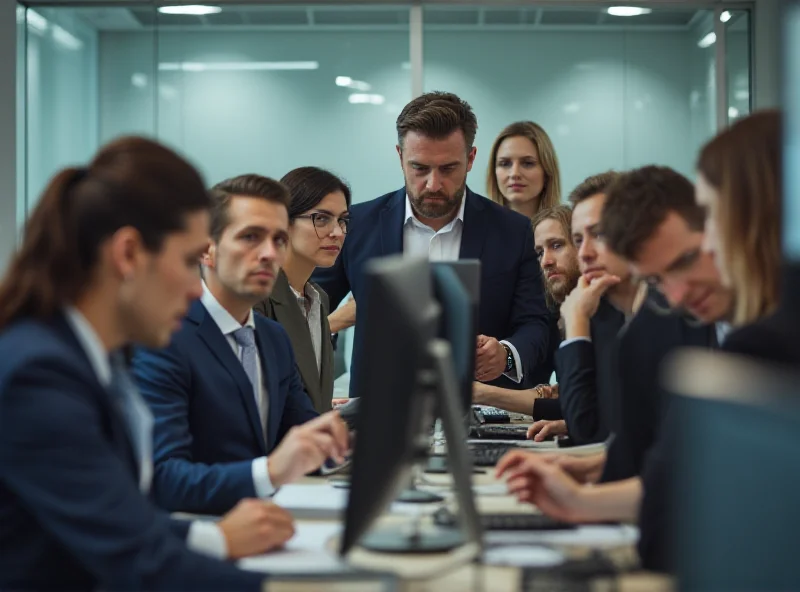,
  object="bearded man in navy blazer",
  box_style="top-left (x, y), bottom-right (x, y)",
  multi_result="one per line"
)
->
top-left (133, 175), bottom-right (349, 515)
top-left (314, 91), bottom-right (552, 392)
